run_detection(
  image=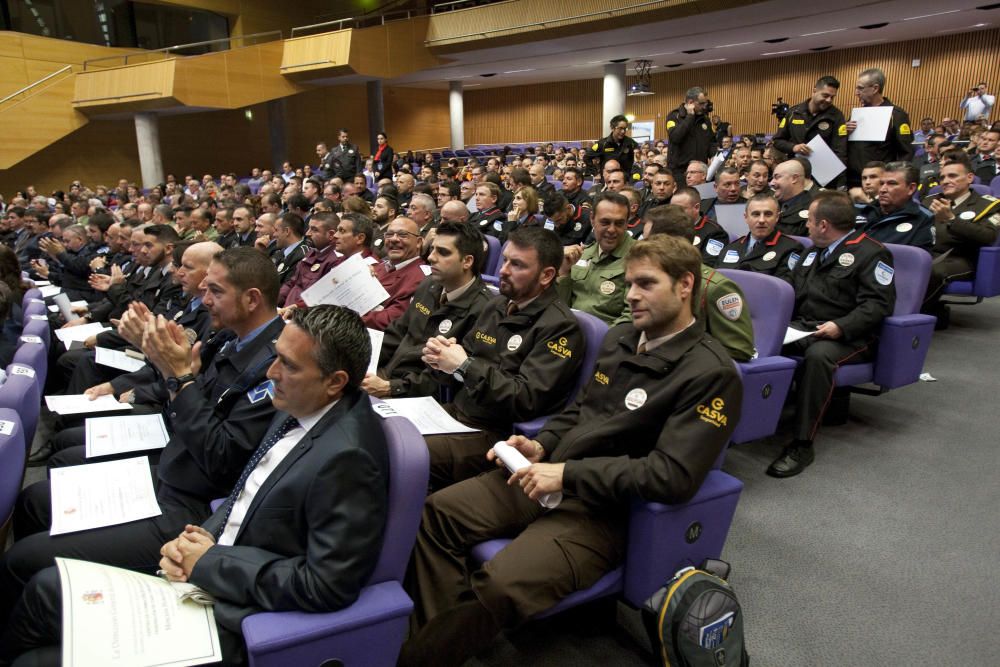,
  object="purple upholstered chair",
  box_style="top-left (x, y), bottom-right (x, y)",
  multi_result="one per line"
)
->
top-left (20, 319), bottom-right (51, 353)
top-left (991, 174), bottom-right (1000, 197)
top-left (0, 364), bottom-right (41, 452)
top-left (12, 336), bottom-right (48, 390)
top-left (239, 405), bottom-right (429, 667)
top-left (942, 232), bottom-right (1000, 302)
top-left (22, 300), bottom-right (47, 321)
top-left (0, 409), bottom-right (25, 546)
top-left (21, 289), bottom-right (42, 309)
top-left (483, 234), bottom-right (502, 276)
top-left (513, 309), bottom-right (609, 439)
top-left (718, 269), bottom-right (798, 444)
